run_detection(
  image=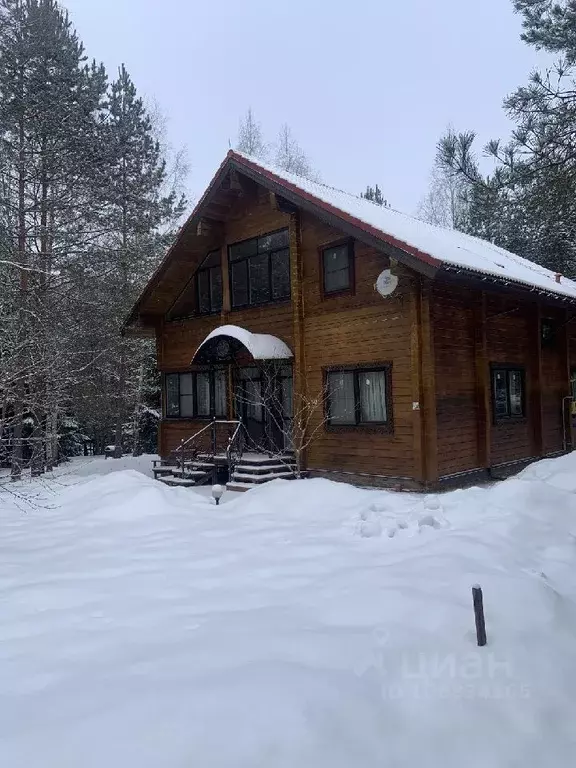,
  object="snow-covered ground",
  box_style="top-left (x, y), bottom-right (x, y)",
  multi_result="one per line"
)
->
top-left (2, 454), bottom-right (576, 766)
